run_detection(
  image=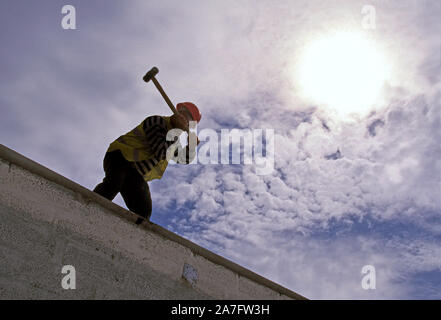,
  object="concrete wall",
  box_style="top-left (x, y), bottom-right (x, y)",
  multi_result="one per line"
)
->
top-left (0, 144), bottom-right (306, 300)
